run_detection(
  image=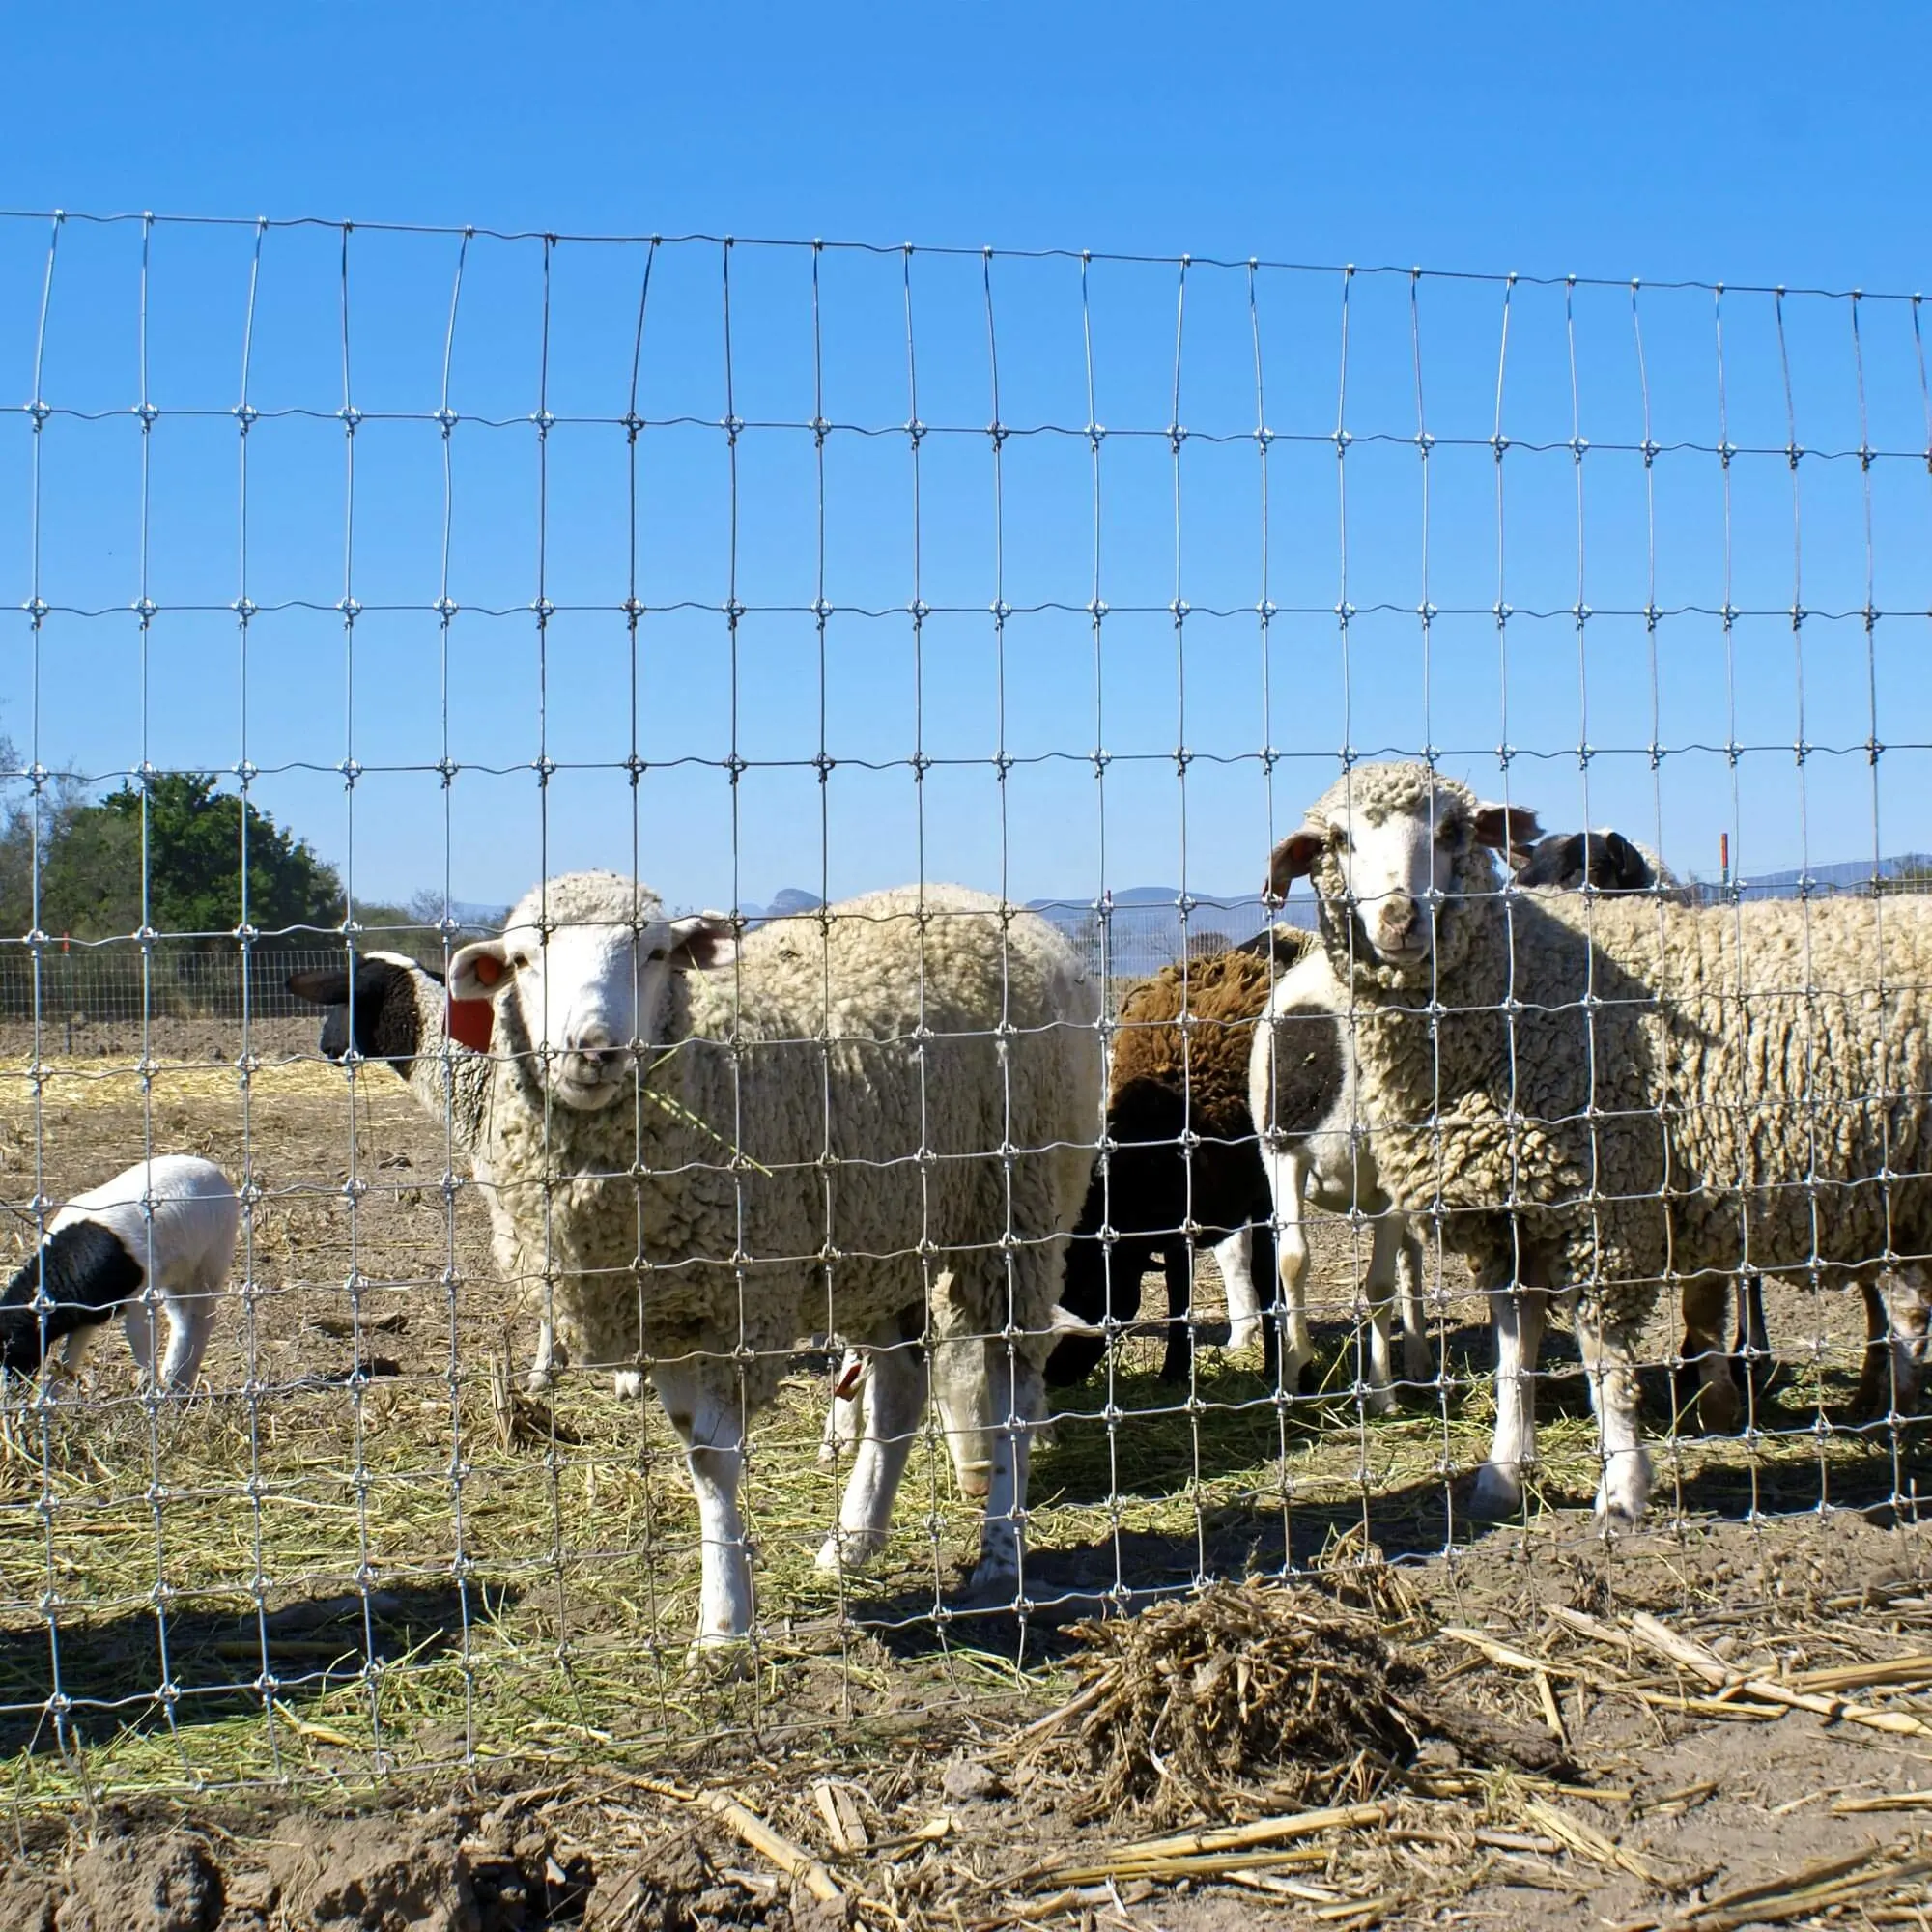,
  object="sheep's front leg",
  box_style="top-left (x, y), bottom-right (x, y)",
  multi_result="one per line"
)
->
top-left (1577, 1310), bottom-right (1652, 1525)
top-left (1217, 1228), bottom-right (1262, 1354)
top-left (815, 1330), bottom-right (925, 1574)
top-left (650, 1356), bottom-right (753, 1654)
top-left (118, 1298), bottom-right (156, 1387)
top-left (1260, 1144), bottom-right (1316, 1390)
top-left (1156, 1245), bottom-right (1194, 1384)
top-left (1468, 1277), bottom-right (1547, 1519)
